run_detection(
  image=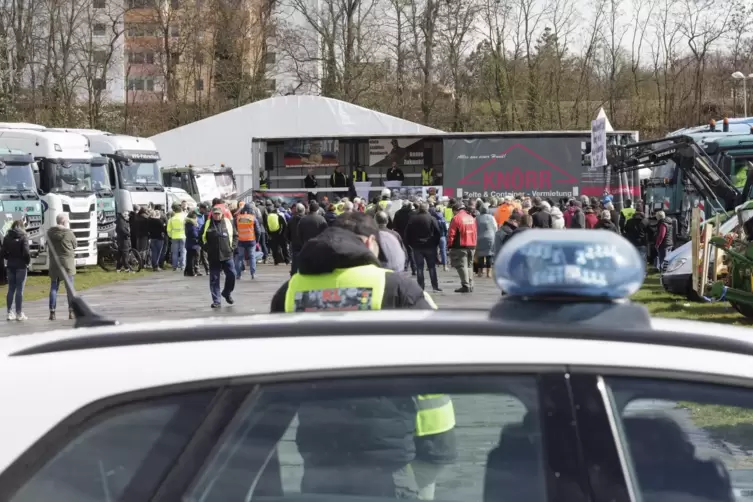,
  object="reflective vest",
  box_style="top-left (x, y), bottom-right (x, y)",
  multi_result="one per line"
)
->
top-left (378, 200), bottom-right (390, 210)
top-left (620, 207), bottom-right (636, 221)
top-left (284, 264), bottom-right (388, 312)
top-left (422, 168), bottom-right (434, 186)
top-left (443, 206), bottom-right (453, 221)
top-left (335, 203), bottom-right (344, 215)
top-left (353, 170), bottom-right (367, 182)
top-left (201, 217), bottom-right (233, 246)
top-left (415, 394), bottom-right (456, 436)
top-left (167, 213), bottom-right (186, 240)
top-left (236, 213), bottom-right (256, 241)
top-left (267, 212), bottom-right (281, 233)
